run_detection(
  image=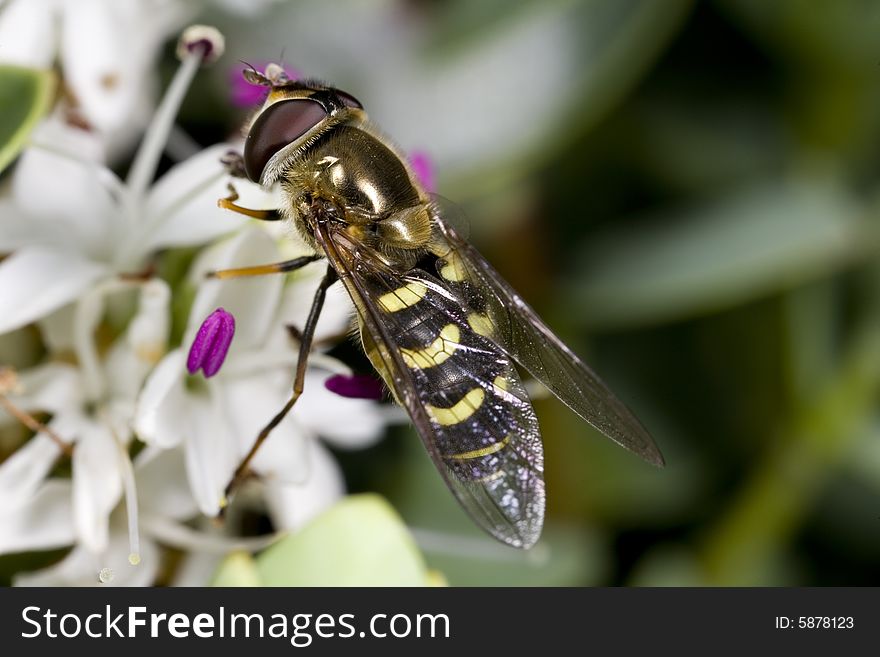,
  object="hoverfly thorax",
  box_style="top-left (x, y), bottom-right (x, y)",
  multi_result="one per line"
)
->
top-left (241, 77), bottom-right (434, 257)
